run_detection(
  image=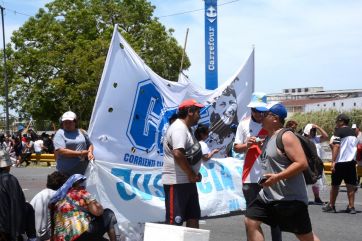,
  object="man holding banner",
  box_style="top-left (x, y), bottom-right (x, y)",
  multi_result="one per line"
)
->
top-left (234, 93), bottom-right (282, 241)
top-left (162, 99), bottom-right (204, 228)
